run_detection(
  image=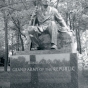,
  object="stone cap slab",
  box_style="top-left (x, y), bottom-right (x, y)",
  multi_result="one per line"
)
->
top-left (16, 49), bottom-right (72, 55)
